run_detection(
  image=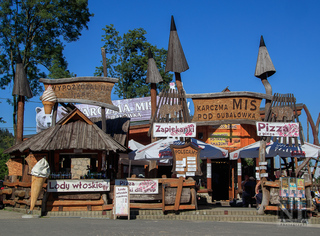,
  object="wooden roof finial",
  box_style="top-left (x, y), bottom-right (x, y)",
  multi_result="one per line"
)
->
top-left (12, 54), bottom-right (33, 98)
top-left (254, 35), bottom-right (276, 80)
top-left (146, 48), bottom-right (163, 84)
top-left (165, 15), bottom-right (189, 73)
